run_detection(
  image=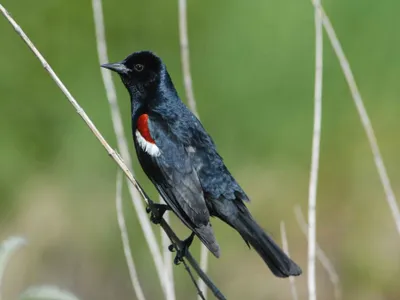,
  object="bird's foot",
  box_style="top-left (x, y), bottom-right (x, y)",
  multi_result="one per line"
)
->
top-left (146, 202), bottom-right (170, 224)
top-left (169, 232), bottom-right (195, 265)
